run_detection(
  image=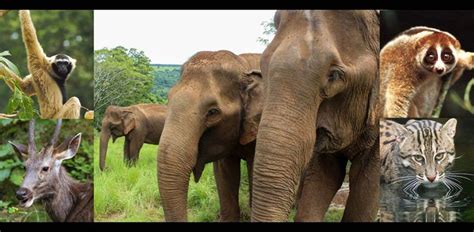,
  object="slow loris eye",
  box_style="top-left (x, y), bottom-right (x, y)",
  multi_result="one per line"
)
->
top-left (441, 52), bottom-right (453, 63)
top-left (425, 53), bottom-right (436, 64)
